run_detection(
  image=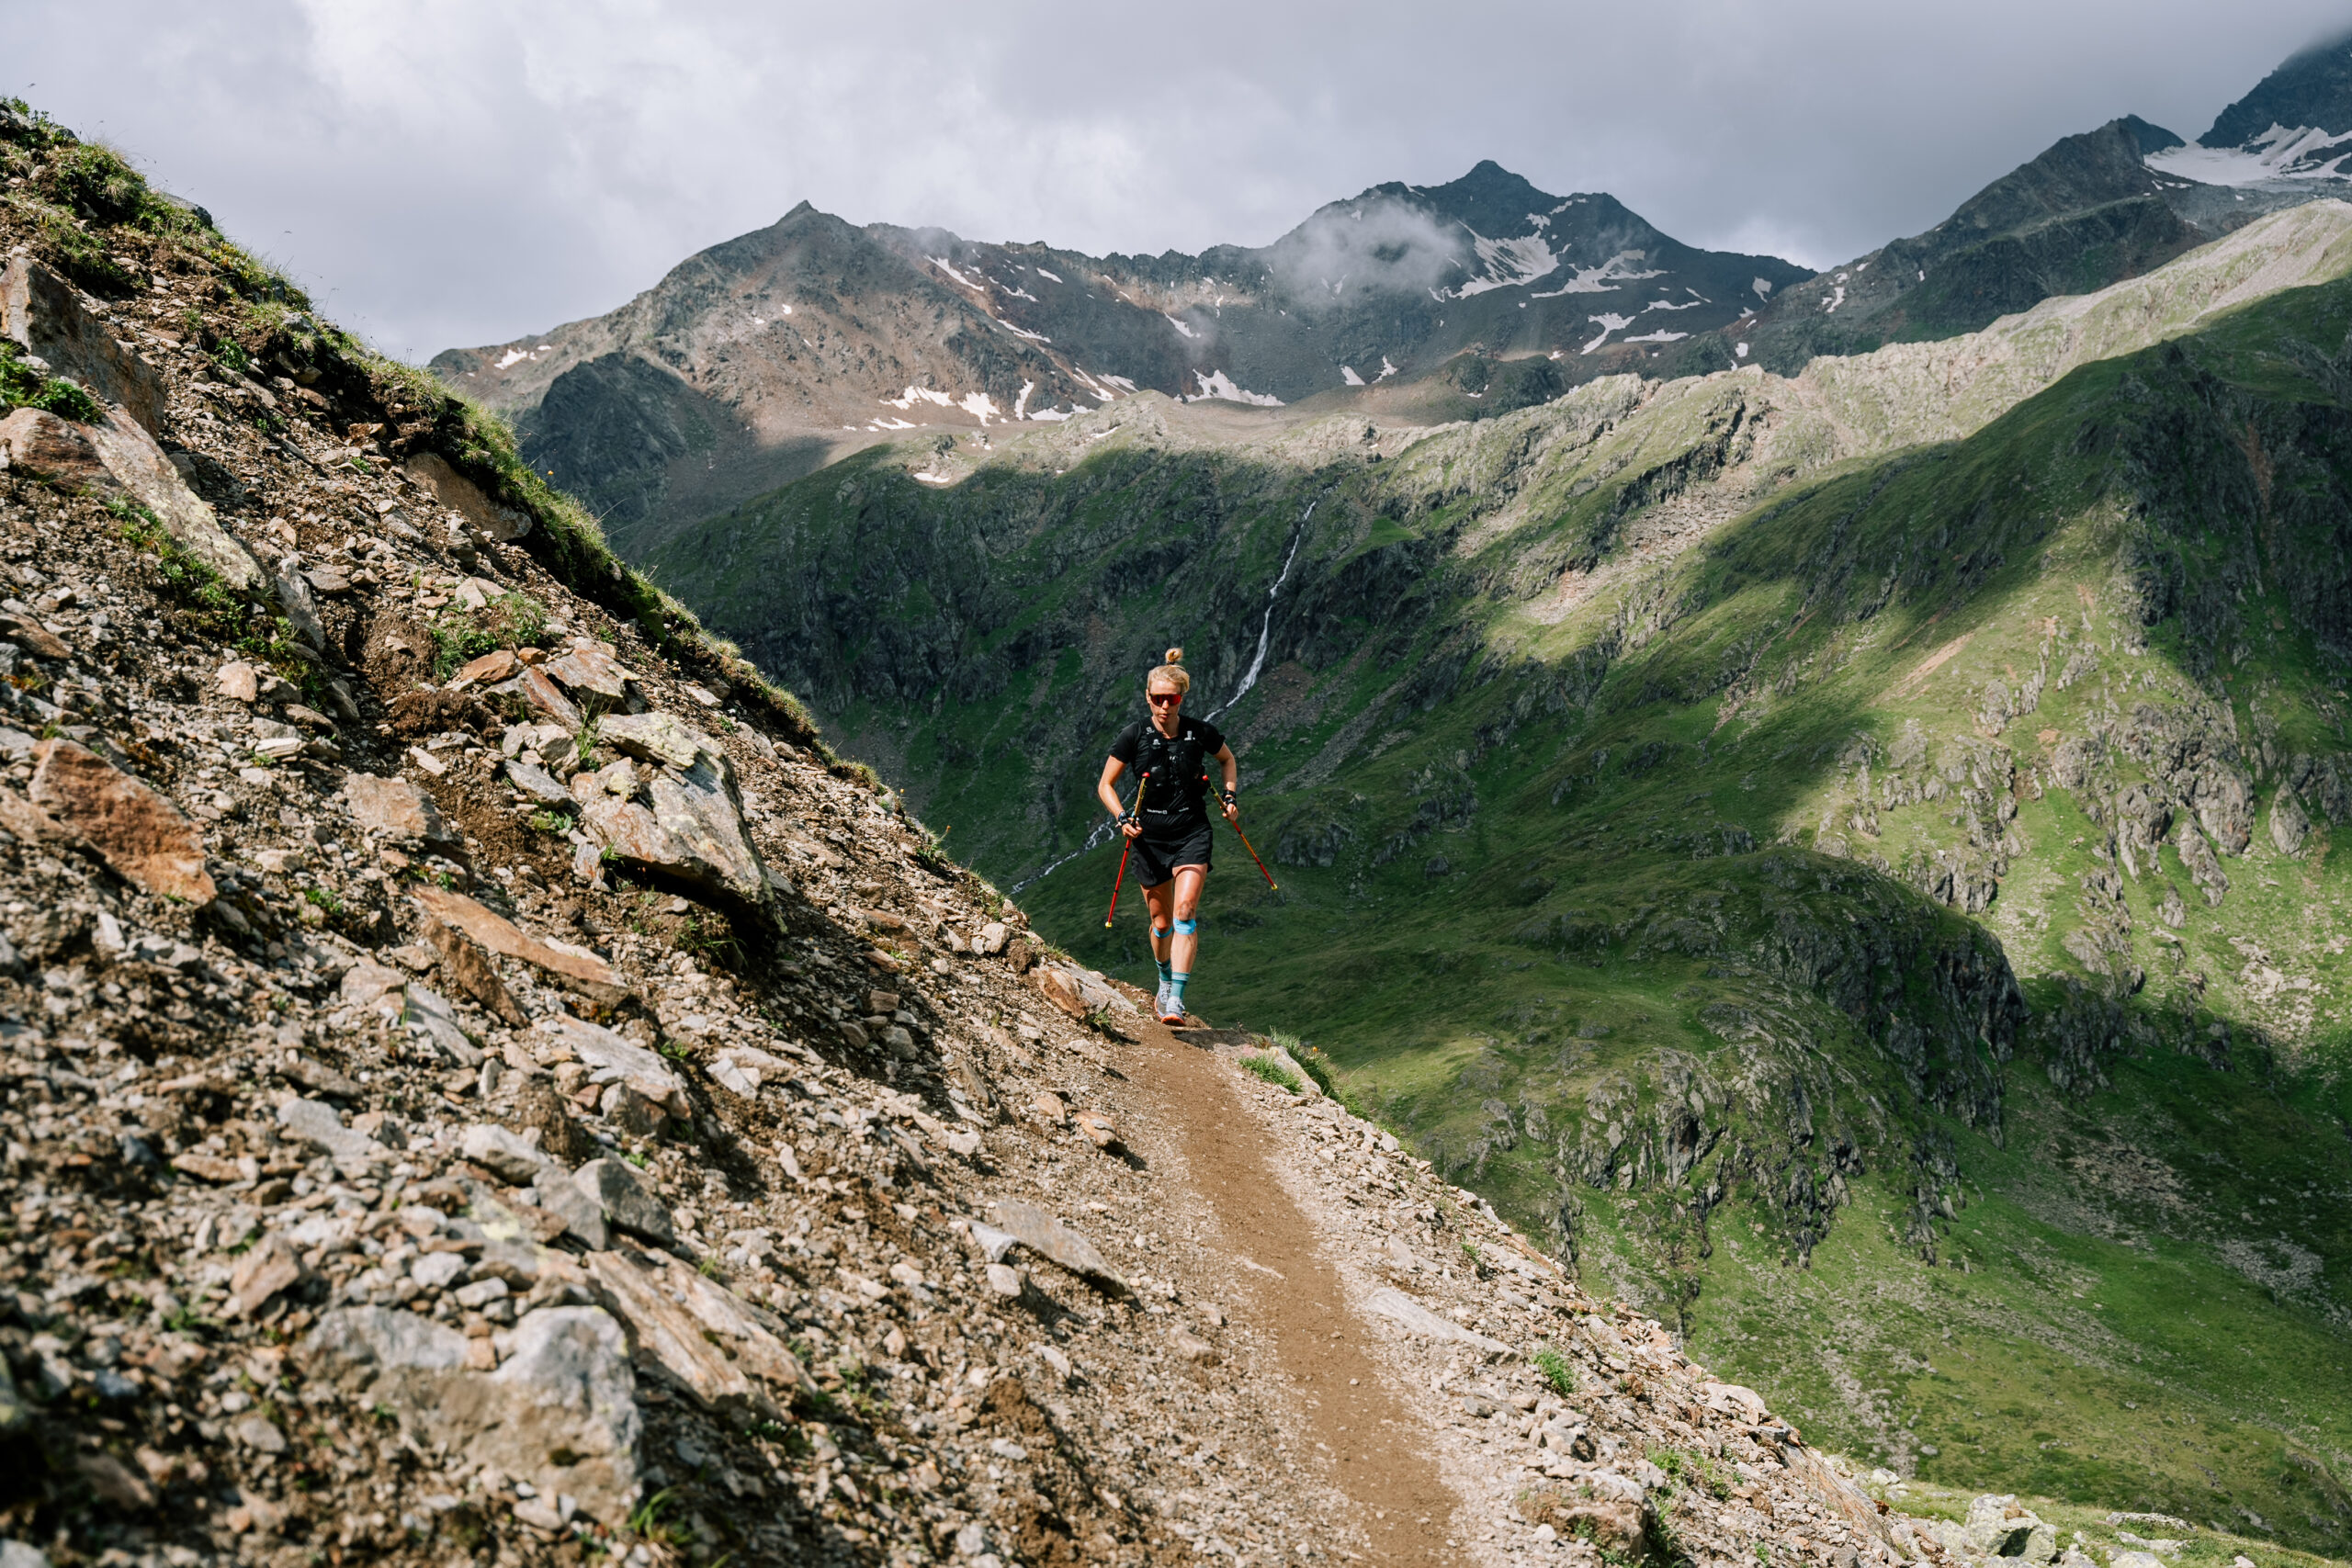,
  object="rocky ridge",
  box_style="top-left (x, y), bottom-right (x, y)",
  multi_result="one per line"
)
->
top-left (0, 99), bottom-right (2132, 1568)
